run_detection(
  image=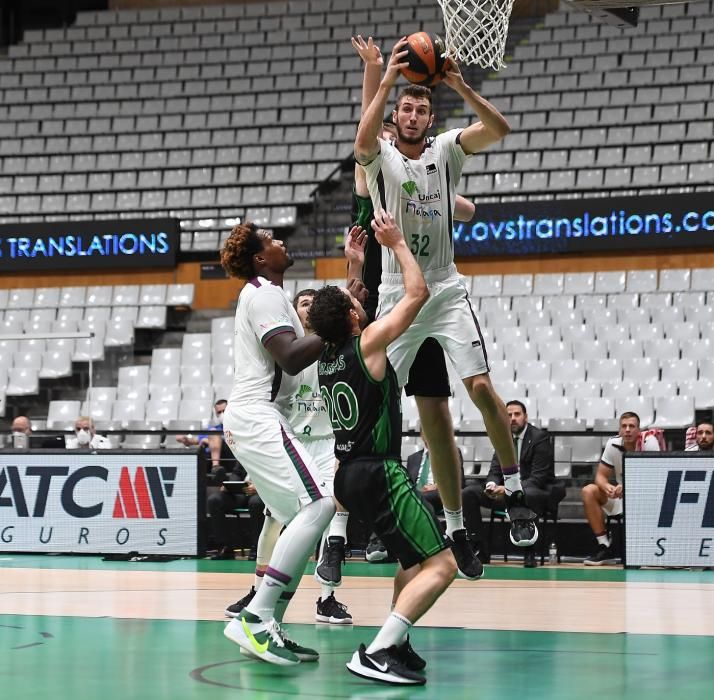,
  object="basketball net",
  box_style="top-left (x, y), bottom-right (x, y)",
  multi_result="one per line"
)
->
top-left (437, 0), bottom-right (515, 70)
